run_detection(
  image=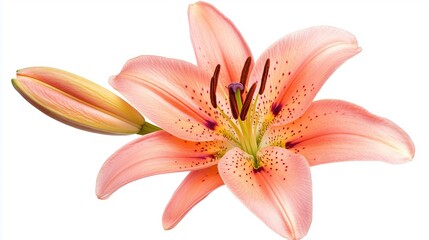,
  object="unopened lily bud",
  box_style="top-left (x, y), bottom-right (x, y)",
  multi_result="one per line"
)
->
top-left (12, 67), bottom-right (148, 135)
